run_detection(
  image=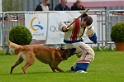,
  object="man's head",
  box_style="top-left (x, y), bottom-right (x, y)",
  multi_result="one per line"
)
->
top-left (81, 16), bottom-right (93, 28)
top-left (76, 0), bottom-right (83, 9)
top-left (42, 0), bottom-right (49, 5)
top-left (60, 0), bottom-right (67, 7)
